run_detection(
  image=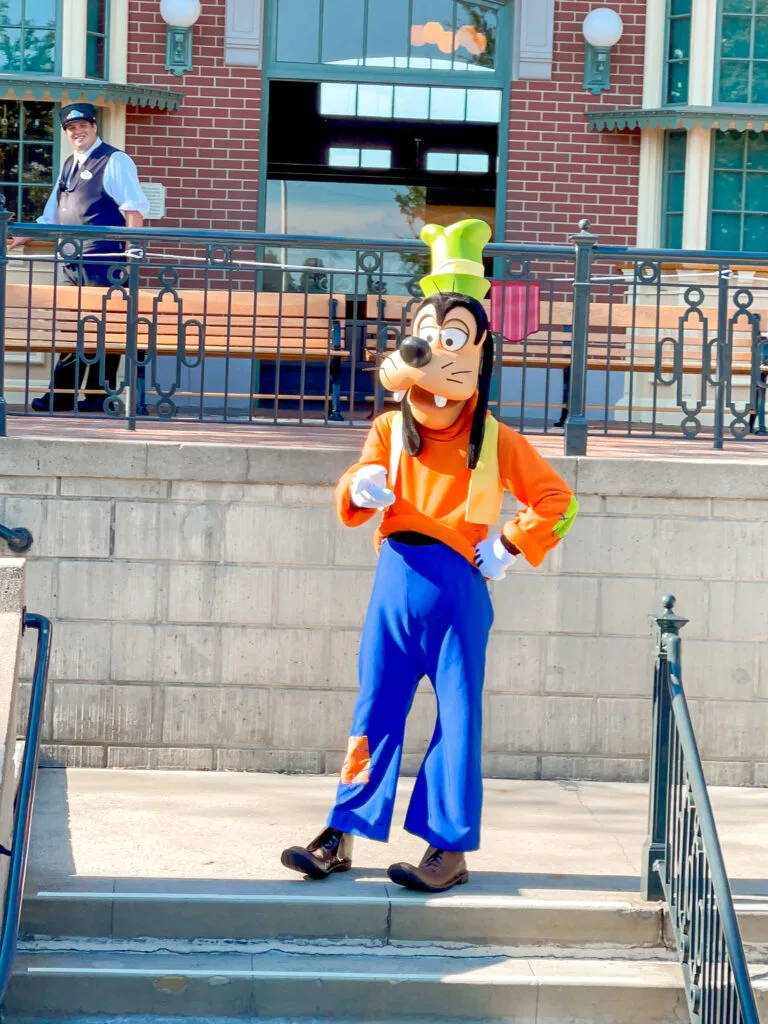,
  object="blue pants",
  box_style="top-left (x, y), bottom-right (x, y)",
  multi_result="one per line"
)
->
top-left (328, 538), bottom-right (494, 852)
